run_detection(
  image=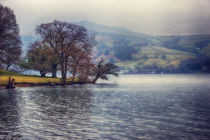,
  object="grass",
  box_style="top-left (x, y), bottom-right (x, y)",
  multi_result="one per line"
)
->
top-left (0, 69), bottom-right (77, 86)
top-left (135, 46), bottom-right (194, 58)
